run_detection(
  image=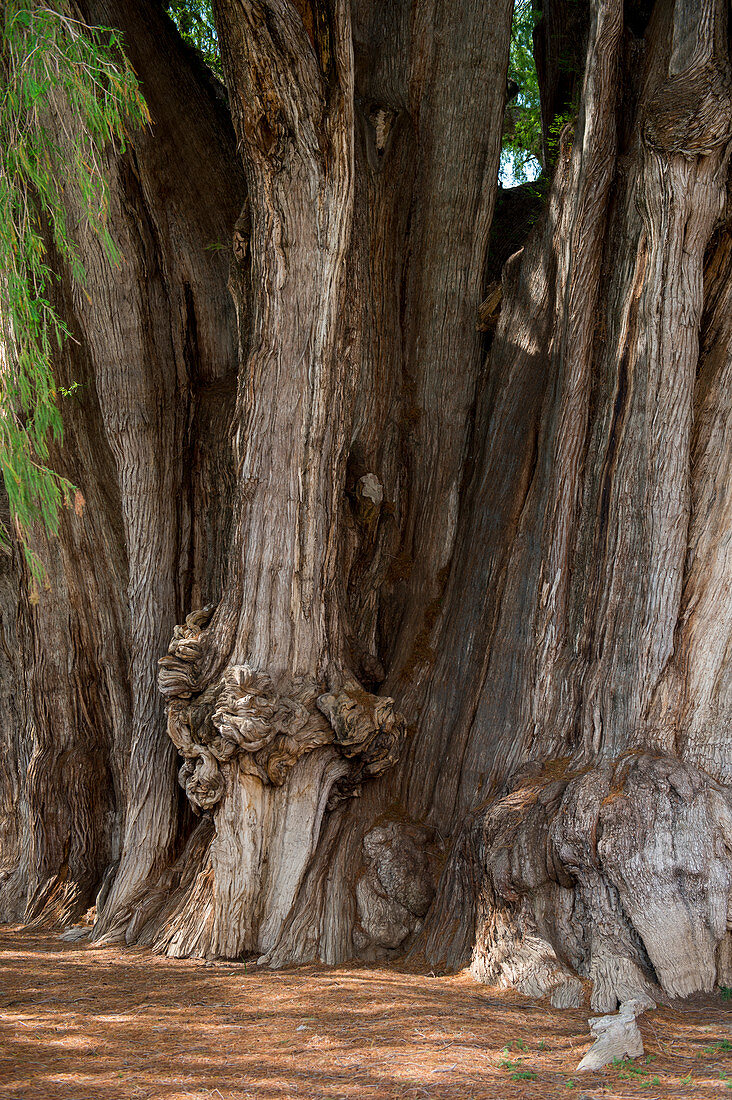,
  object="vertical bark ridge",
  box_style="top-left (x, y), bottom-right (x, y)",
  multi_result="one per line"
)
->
top-left (0, 546), bottom-right (29, 921)
top-left (401, 0), bottom-right (623, 833)
top-left (256, 0), bottom-right (514, 966)
top-left (419, 0), bottom-right (732, 1009)
top-left (210, 0), bottom-right (355, 676)
top-left (574, 0), bottom-right (732, 760)
top-left (0, 0), bottom-right (245, 933)
top-left (382, 0), bottom-right (514, 689)
top-left (83, 0), bottom-right (244, 934)
top-left (147, 0), bottom-right (399, 959)
top-left (1, 325), bottom-right (131, 926)
top-left (657, 214), bottom-right (732, 779)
